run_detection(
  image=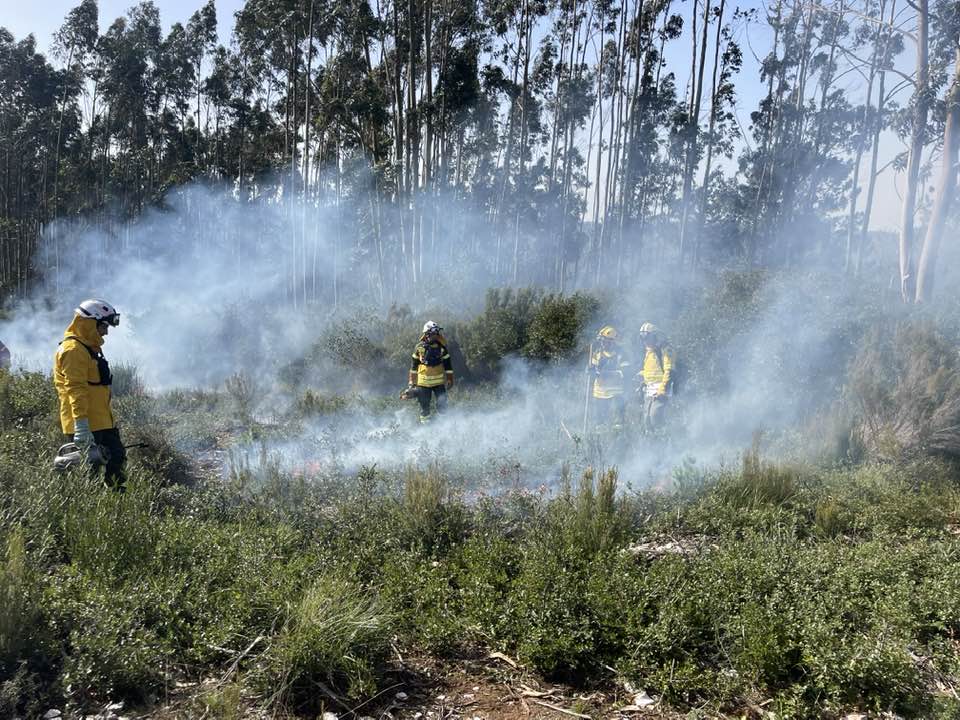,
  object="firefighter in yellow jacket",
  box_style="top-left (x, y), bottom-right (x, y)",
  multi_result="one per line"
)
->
top-left (588, 325), bottom-right (629, 428)
top-left (408, 321), bottom-right (454, 423)
top-left (53, 299), bottom-right (126, 487)
top-left (635, 322), bottom-right (673, 432)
